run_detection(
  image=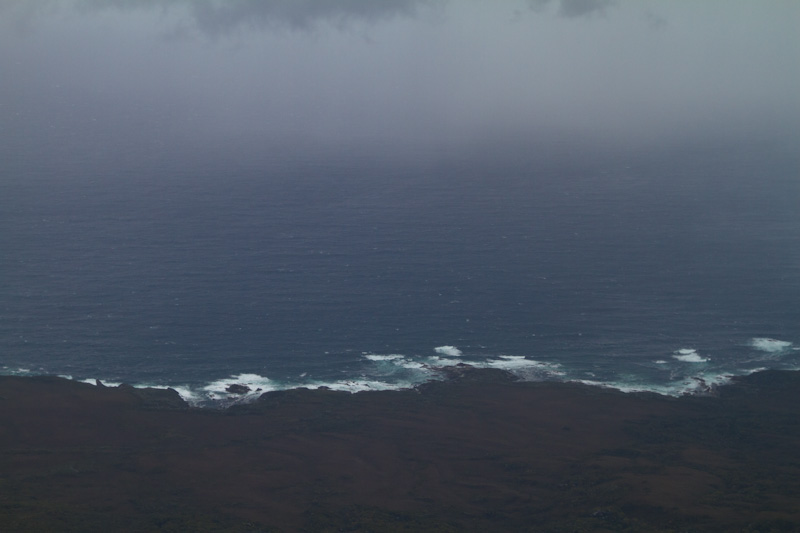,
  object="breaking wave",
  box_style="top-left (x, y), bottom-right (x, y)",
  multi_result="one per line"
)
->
top-left (672, 348), bottom-right (709, 363)
top-left (6, 337), bottom-right (798, 407)
top-left (750, 337), bottom-right (795, 354)
top-left (434, 345), bottom-right (463, 357)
